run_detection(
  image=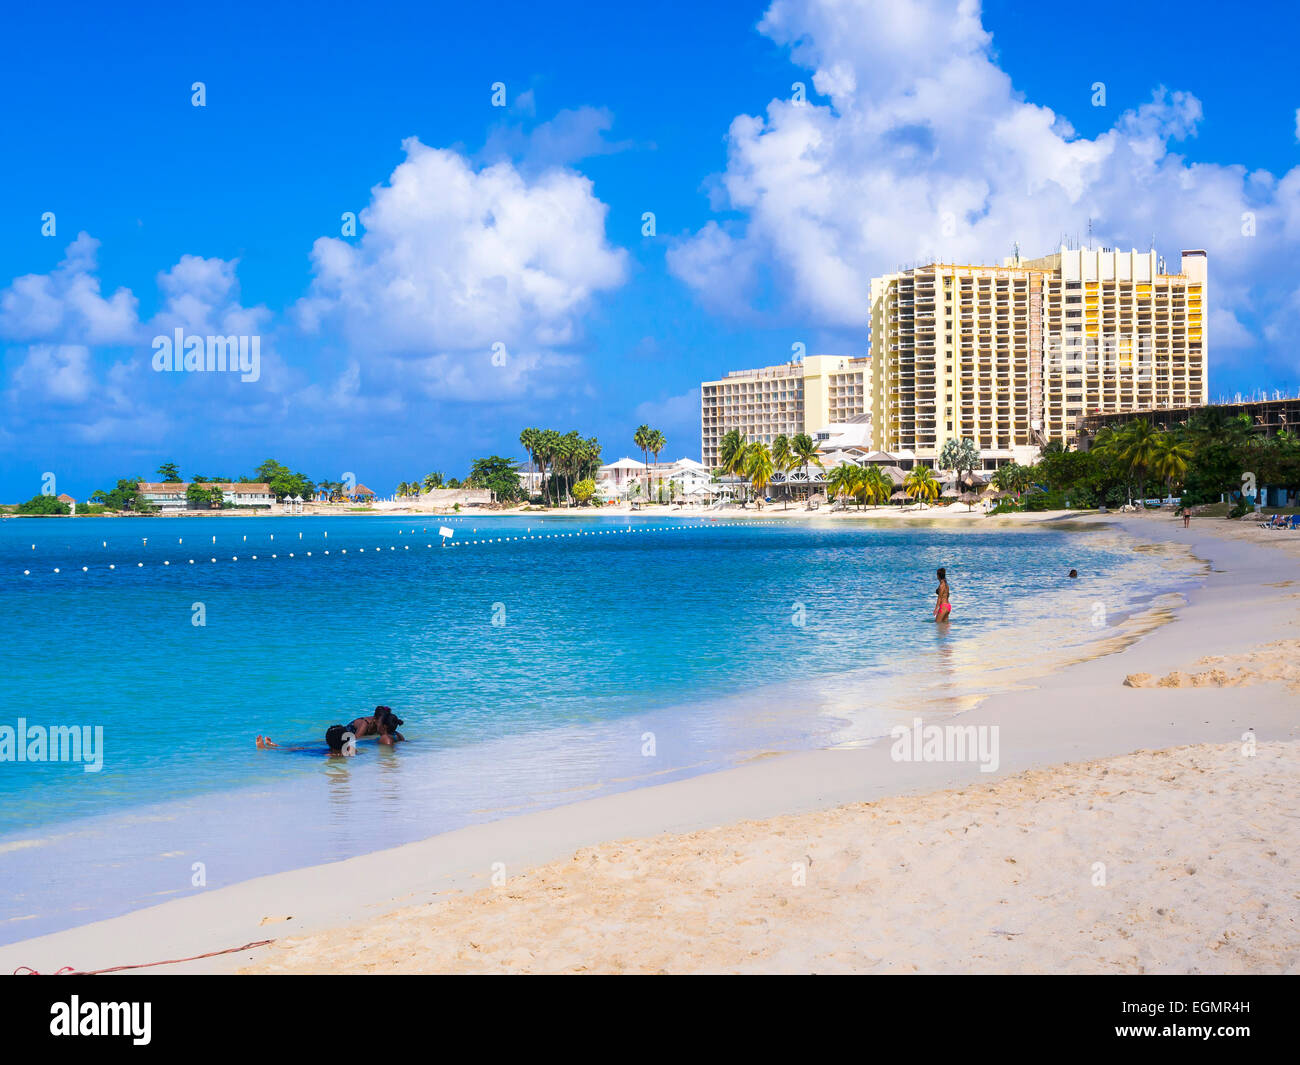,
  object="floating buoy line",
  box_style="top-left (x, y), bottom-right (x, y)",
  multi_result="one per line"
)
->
top-left (11, 520), bottom-right (789, 577)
